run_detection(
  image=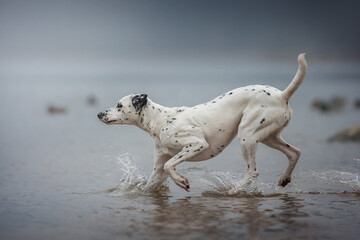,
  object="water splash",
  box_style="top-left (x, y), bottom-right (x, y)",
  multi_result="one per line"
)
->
top-left (180, 167), bottom-right (360, 196)
top-left (312, 170), bottom-right (360, 192)
top-left (106, 153), bottom-right (169, 193)
top-left (178, 167), bottom-right (278, 196)
top-left (109, 153), bottom-right (148, 192)
top-left (105, 154), bottom-right (360, 195)
top-left (297, 170), bottom-right (360, 193)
